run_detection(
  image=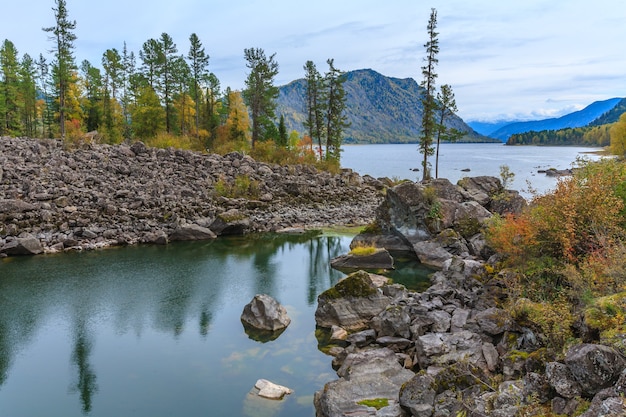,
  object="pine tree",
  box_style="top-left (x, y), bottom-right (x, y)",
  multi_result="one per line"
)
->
top-left (303, 60), bottom-right (325, 156)
top-left (434, 84), bottom-right (462, 178)
top-left (0, 39), bottom-right (21, 135)
top-left (277, 114), bottom-right (288, 148)
top-left (187, 33), bottom-right (209, 137)
top-left (157, 33), bottom-right (178, 134)
top-left (79, 60), bottom-right (103, 133)
top-left (43, 0), bottom-right (77, 139)
top-left (242, 47), bottom-right (279, 147)
top-left (37, 54), bottom-right (54, 138)
top-left (419, 8), bottom-right (439, 181)
top-left (19, 53), bottom-right (38, 137)
top-left (324, 59), bottom-right (349, 162)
